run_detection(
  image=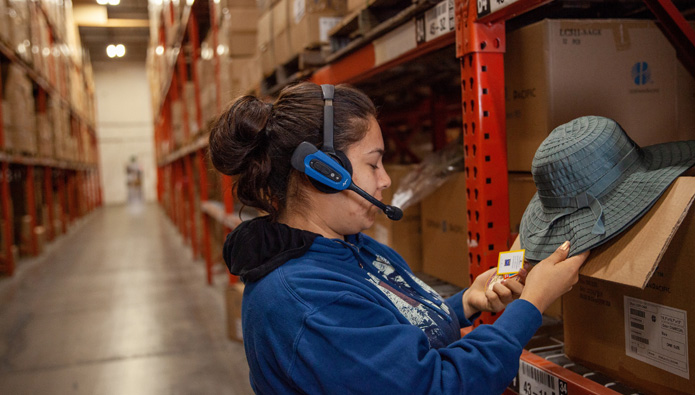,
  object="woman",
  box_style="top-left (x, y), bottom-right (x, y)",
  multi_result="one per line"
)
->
top-left (209, 82), bottom-right (588, 394)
